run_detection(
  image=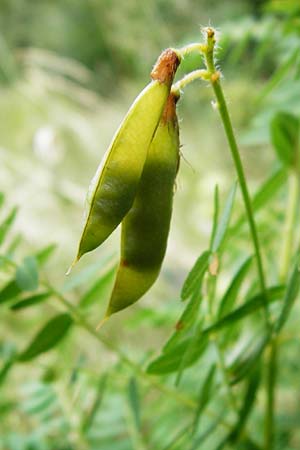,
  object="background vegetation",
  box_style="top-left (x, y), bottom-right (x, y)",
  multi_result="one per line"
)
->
top-left (1, 0), bottom-right (300, 449)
